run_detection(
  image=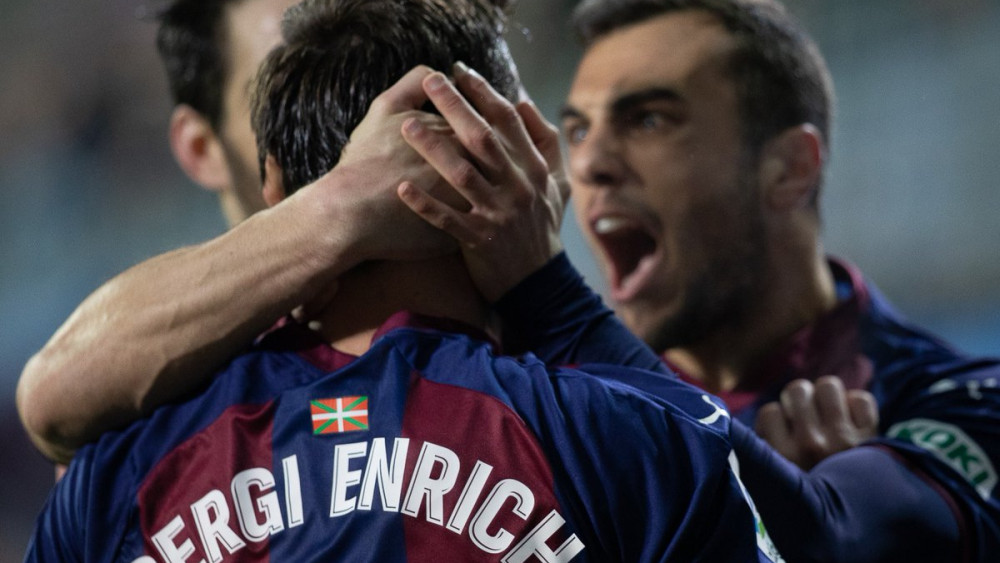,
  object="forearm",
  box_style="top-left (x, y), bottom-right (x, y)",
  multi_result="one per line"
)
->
top-left (17, 188), bottom-right (357, 463)
top-left (730, 421), bottom-right (960, 563)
